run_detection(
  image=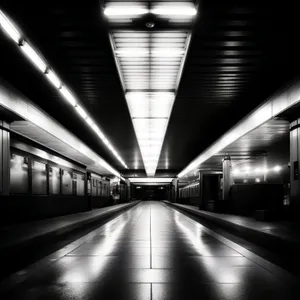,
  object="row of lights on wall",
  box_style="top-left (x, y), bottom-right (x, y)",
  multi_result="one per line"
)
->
top-left (232, 165), bottom-right (282, 176)
top-left (0, 10), bottom-right (128, 172)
